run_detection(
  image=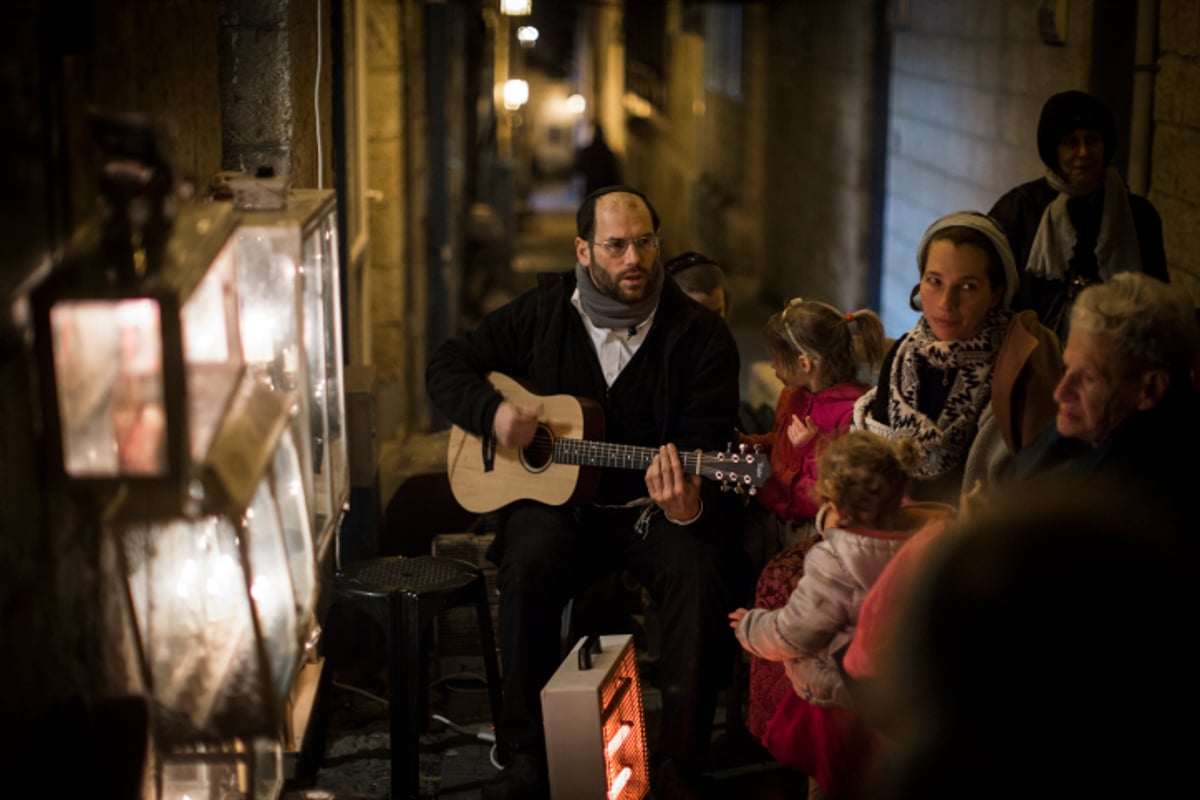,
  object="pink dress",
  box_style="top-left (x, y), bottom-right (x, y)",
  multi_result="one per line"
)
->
top-left (762, 692), bottom-right (875, 798)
